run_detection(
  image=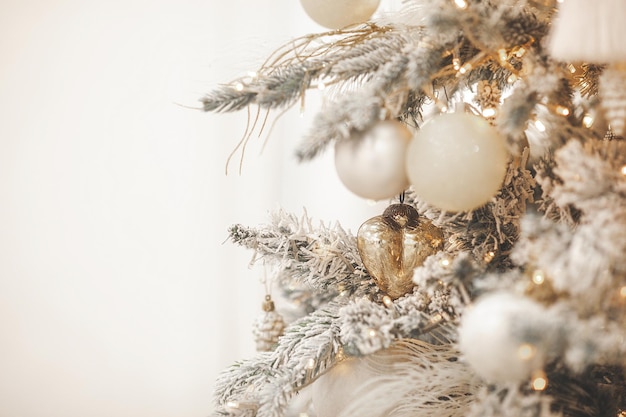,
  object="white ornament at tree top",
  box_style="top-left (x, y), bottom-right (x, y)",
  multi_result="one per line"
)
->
top-left (300, 0), bottom-right (380, 30)
top-left (334, 120), bottom-right (412, 201)
top-left (406, 112), bottom-right (508, 212)
top-left (458, 292), bottom-right (550, 383)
